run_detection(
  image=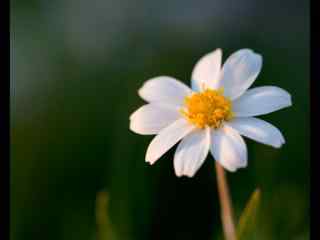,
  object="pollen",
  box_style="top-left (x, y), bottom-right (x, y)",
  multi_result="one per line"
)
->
top-left (181, 88), bottom-right (234, 129)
